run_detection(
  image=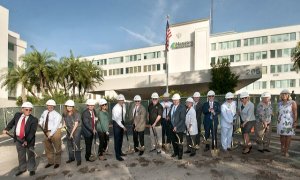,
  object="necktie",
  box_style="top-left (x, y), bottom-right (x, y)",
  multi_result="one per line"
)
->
top-left (133, 107), bottom-right (137, 119)
top-left (19, 116), bottom-right (26, 139)
top-left (171, 106), bottom-right (176, 124)
top-left (91, 111), bottom-right (95, 129)
top-left (121, 105), bottom-right (124, 125)
top-left (44, 112), bottom-right (50, 131)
